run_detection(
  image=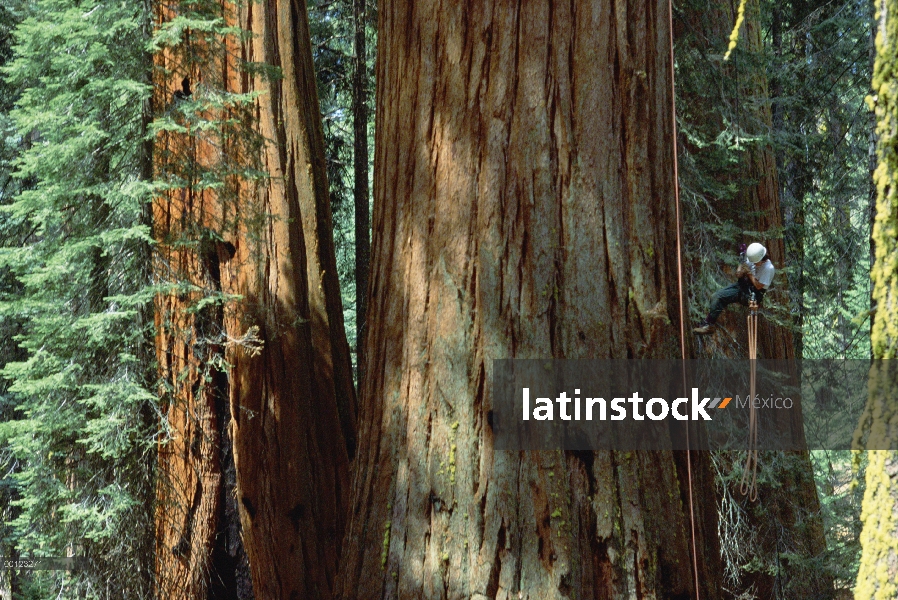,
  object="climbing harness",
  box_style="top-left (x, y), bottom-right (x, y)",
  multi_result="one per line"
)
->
top-left (740, 296), bottom-right (760, 501)
top-left (667, 0), bottom-right (702, 596)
